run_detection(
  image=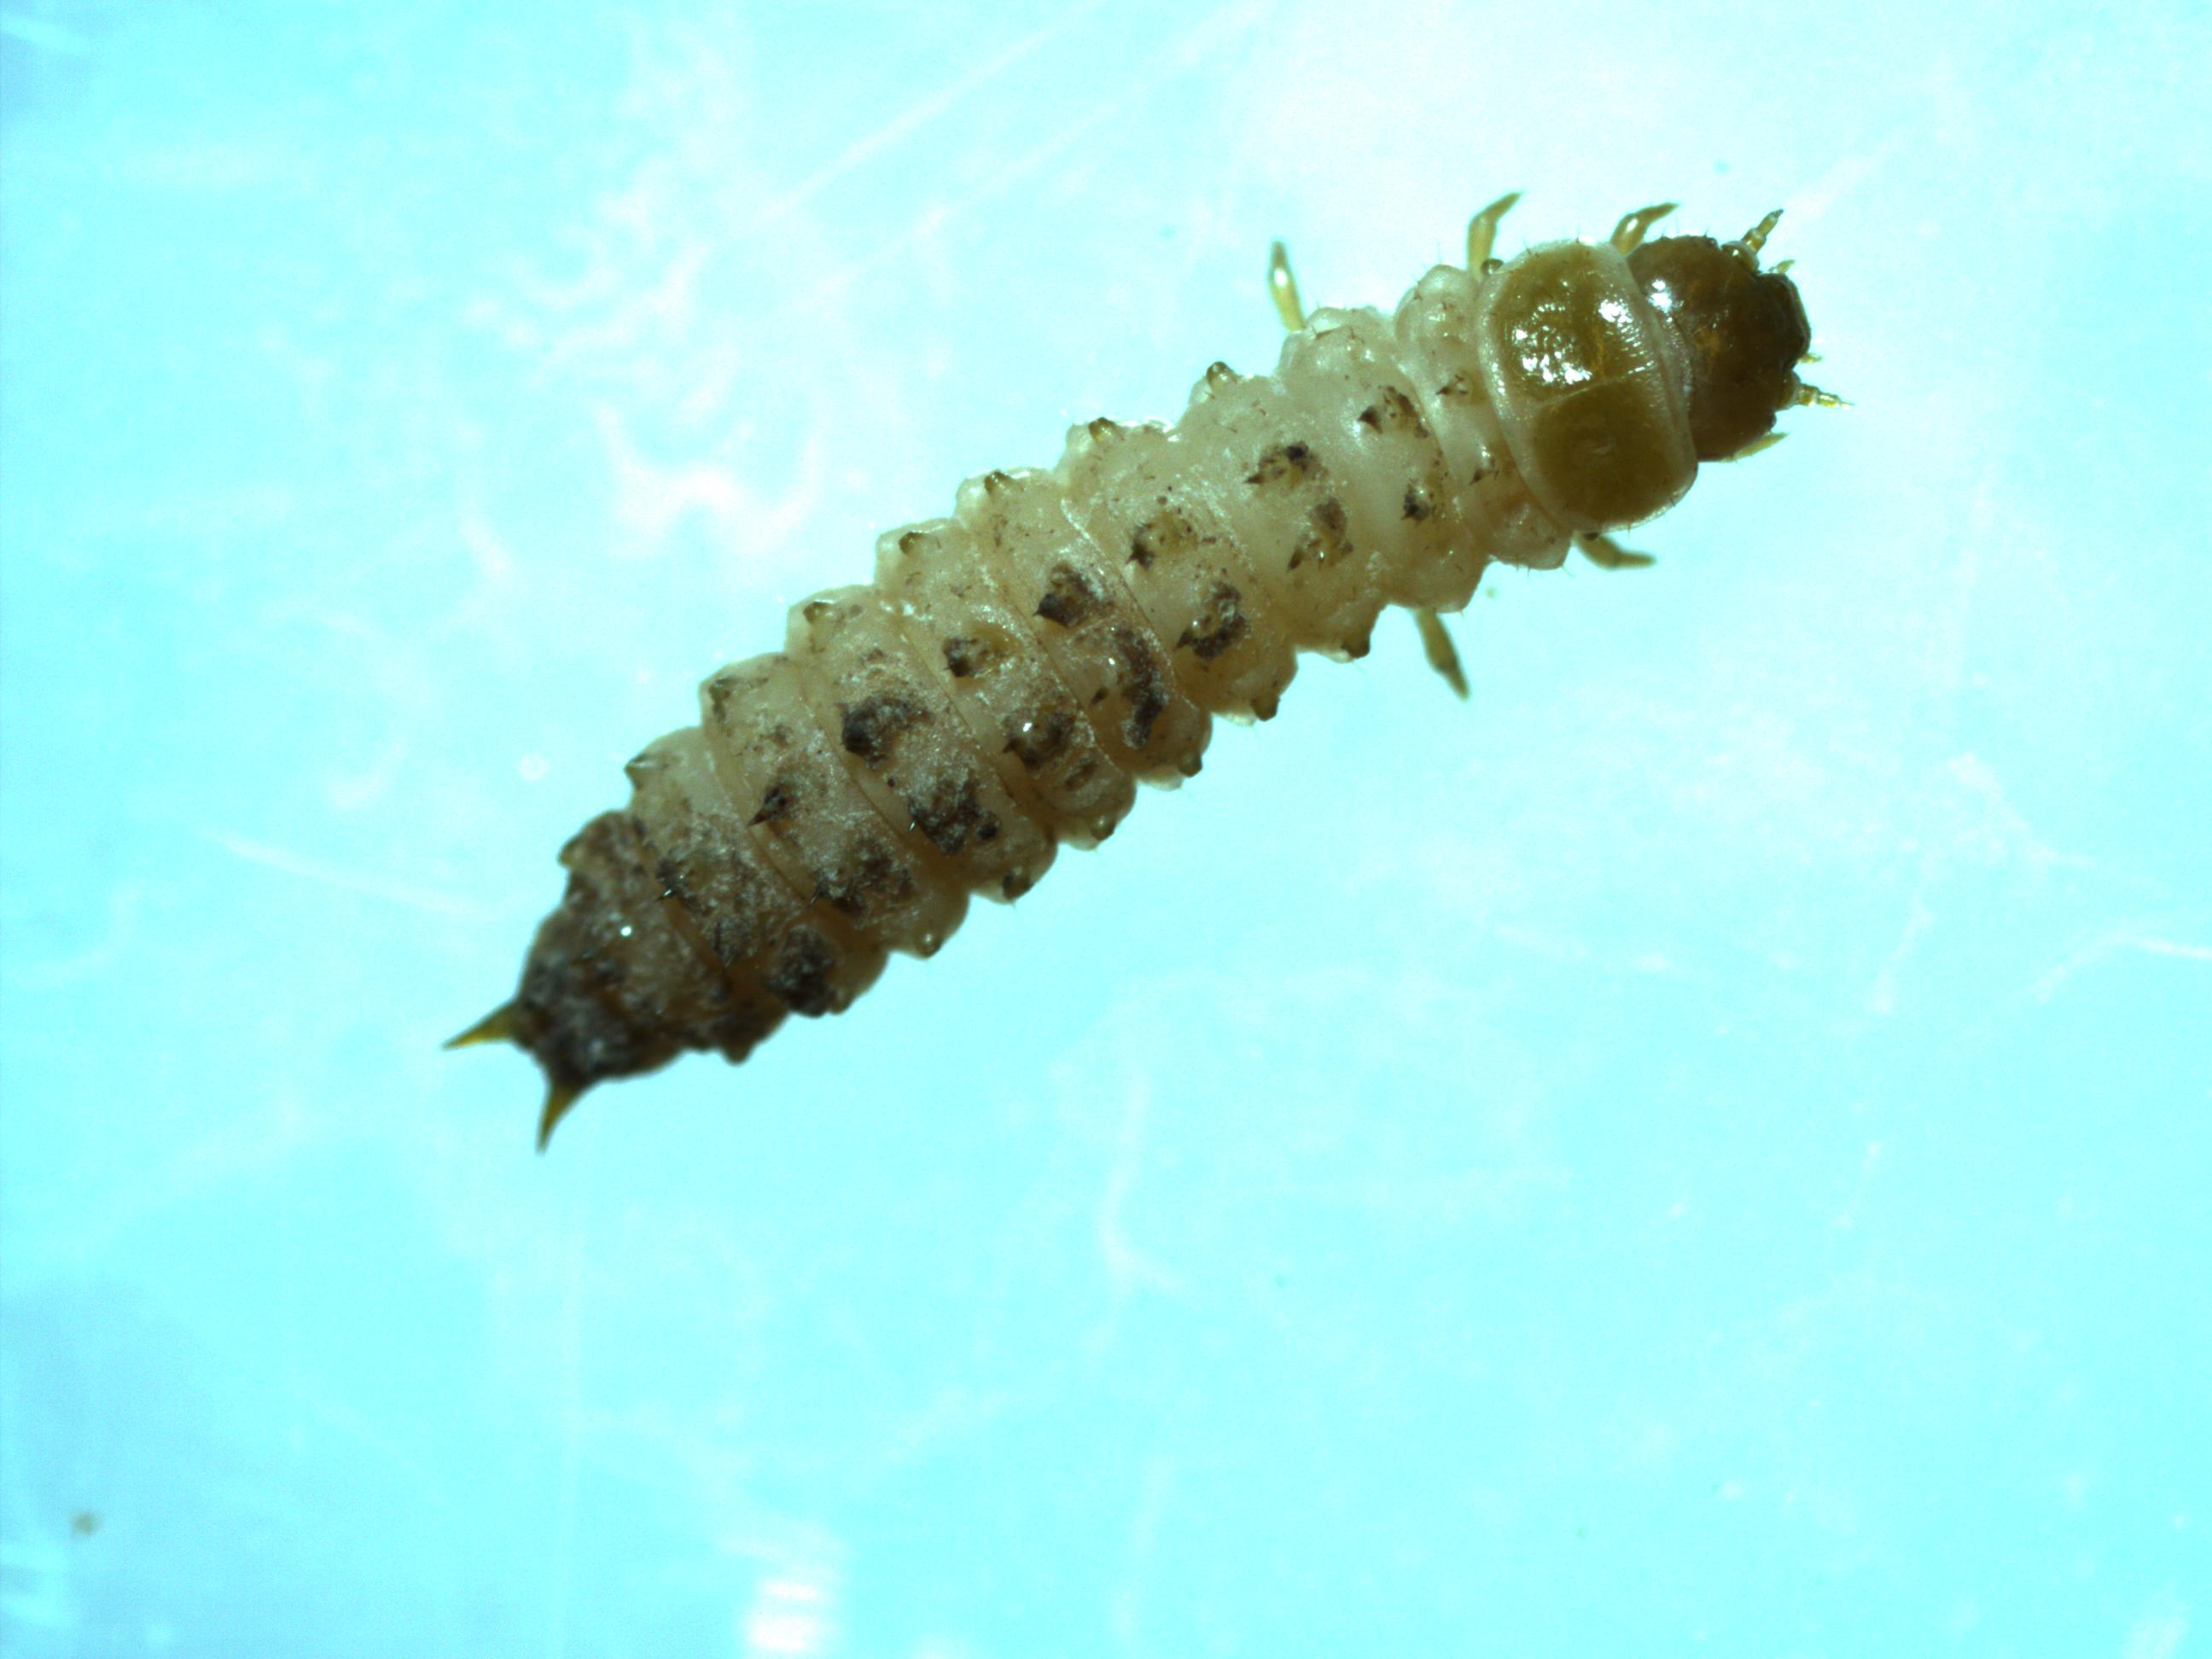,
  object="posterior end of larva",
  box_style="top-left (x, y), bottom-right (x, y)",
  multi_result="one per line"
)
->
top-left (447, 1003), bottom-right (580, 1150)
top-left (445, 1004), bottom-right (518, 1051)
top-left (537, 1084), bottom-right (583, 1155)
